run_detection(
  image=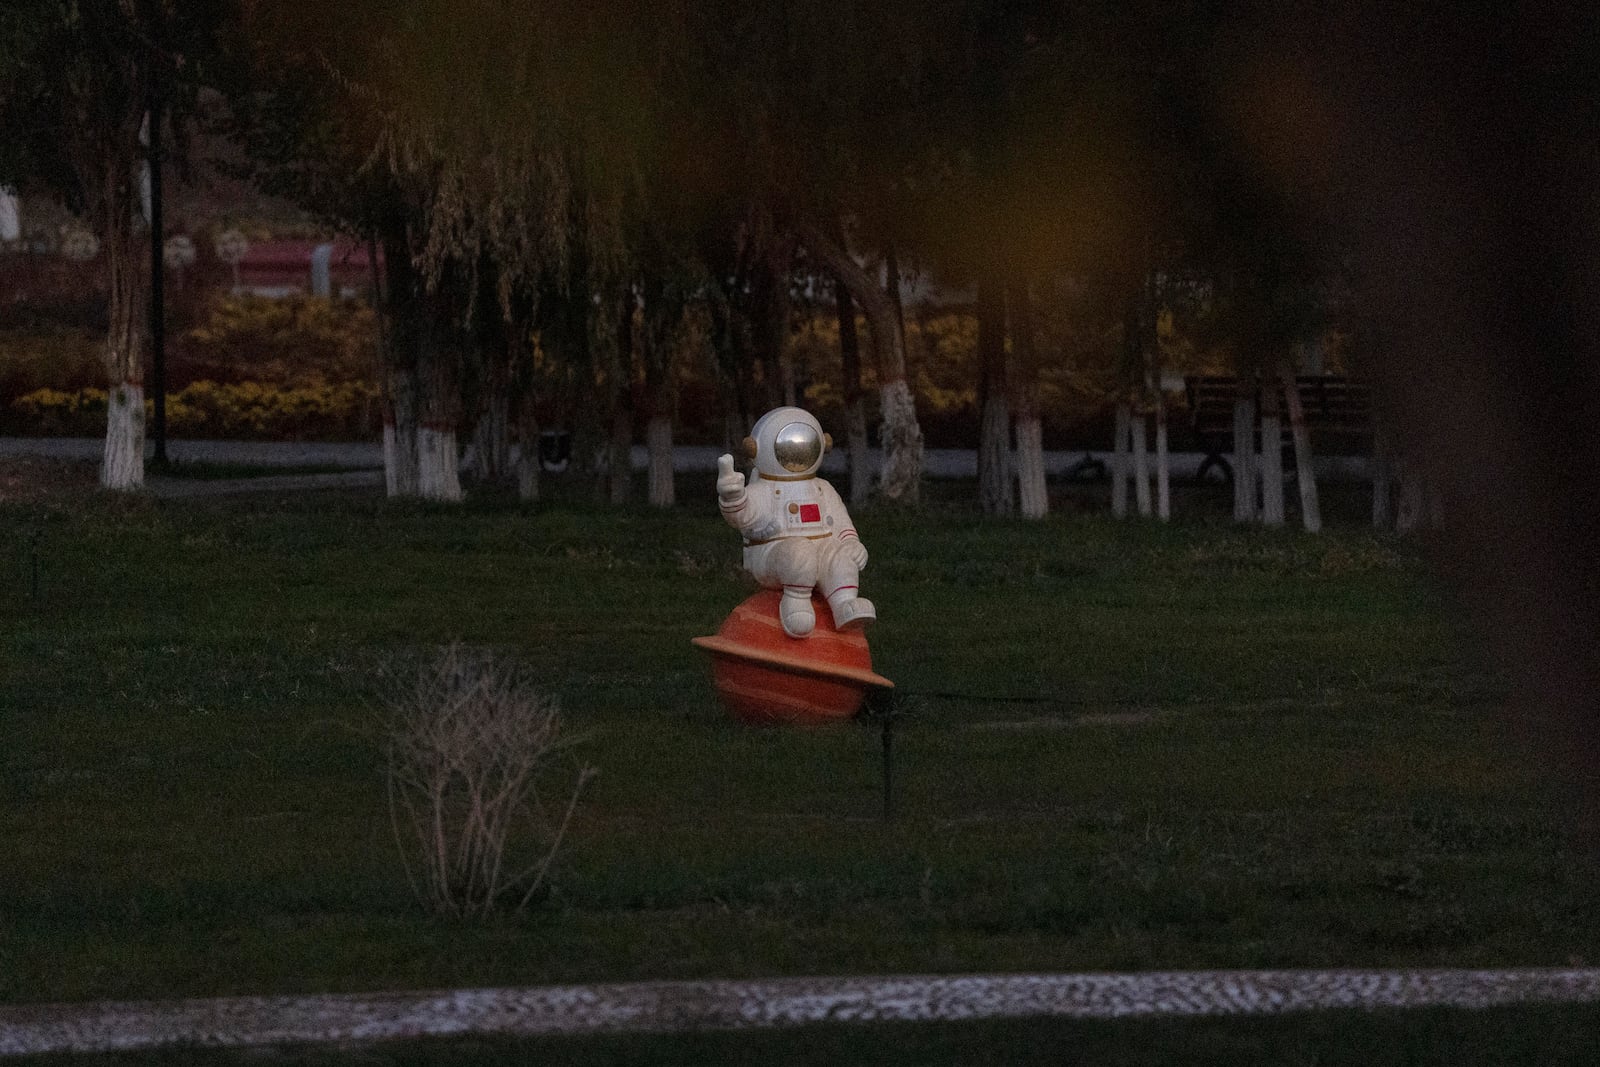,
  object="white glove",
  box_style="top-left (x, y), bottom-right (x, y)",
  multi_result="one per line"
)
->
top-left (716, 454), bottom-right (745, 503)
